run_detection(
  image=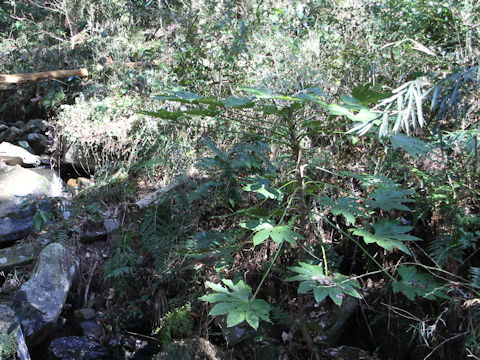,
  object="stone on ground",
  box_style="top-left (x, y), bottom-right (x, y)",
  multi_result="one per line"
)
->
top-left (48, 336), bottom-right (109, 360)
top-left (12, 243), bottom-right (76, 345)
